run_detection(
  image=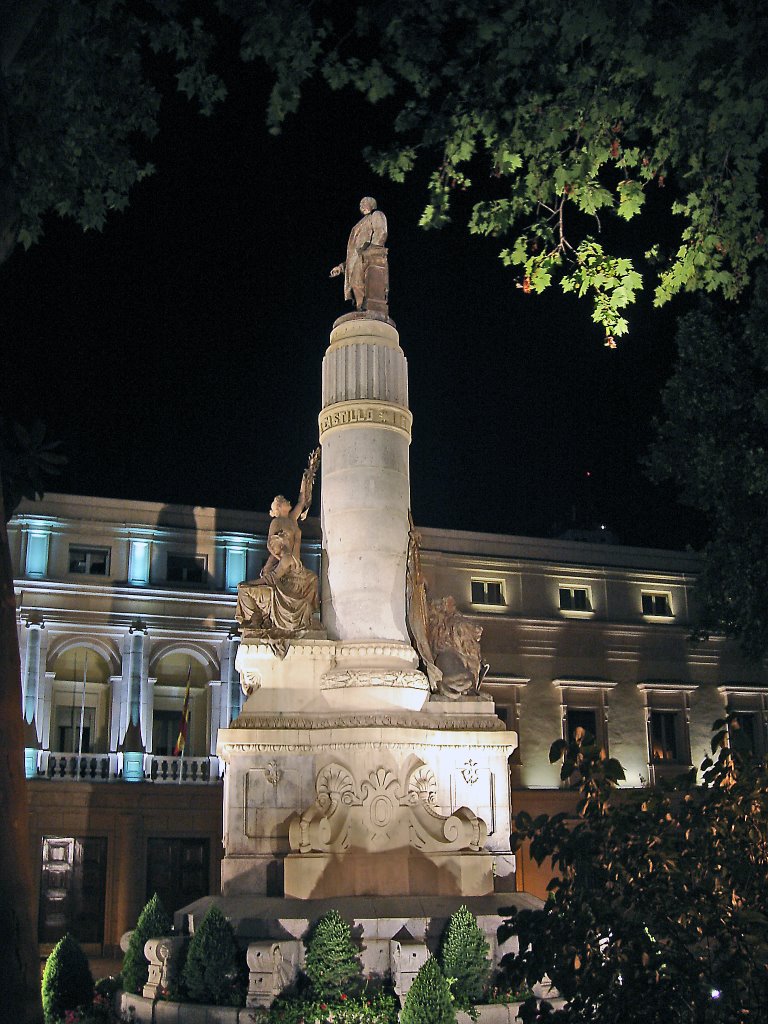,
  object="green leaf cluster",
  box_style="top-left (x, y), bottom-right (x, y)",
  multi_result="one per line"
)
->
top-left (0, 419), bottom-right (65, 523)
top-left (182, 904), bottom-right (245, 1006)
top-left (401, 956), bottom-right (456, 1024)
top-left (303, 909), bottom-right (363, 1002)
top-left (41, 933), bottom-right (94, 1024)
top-left (266, 990), bottom-right (398, 1023)
top-left (501, 723), bottom-right (768, 1024)
top-left (121, 892), bottom-right (172, 995)
top-left (439, 905), bottom-right (491, 1011)
top-left (6, 2), bottom-right (766, 342)
top-left (242, 0), bottom-right (768, 341)
top-left (646, 270), bottom-right (768, 658)
top-left (2, 1), bottom-right (225, 262)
